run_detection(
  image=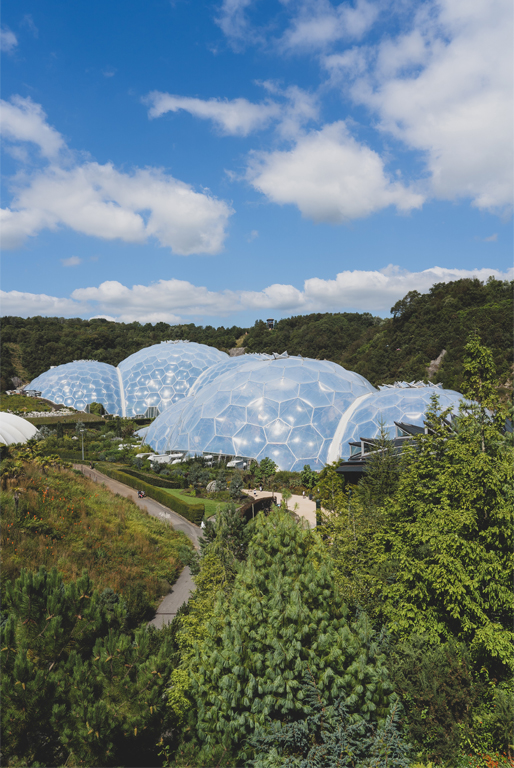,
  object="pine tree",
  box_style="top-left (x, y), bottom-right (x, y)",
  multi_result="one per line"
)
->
top-left (190, 510), bottom-right (393, 761)
top-left (1, 566), bottom-right (175, 767)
